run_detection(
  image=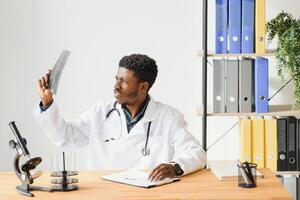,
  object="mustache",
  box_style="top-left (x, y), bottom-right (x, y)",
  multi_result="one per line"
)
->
top-left (114, 89), bottom-right (122, 94)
